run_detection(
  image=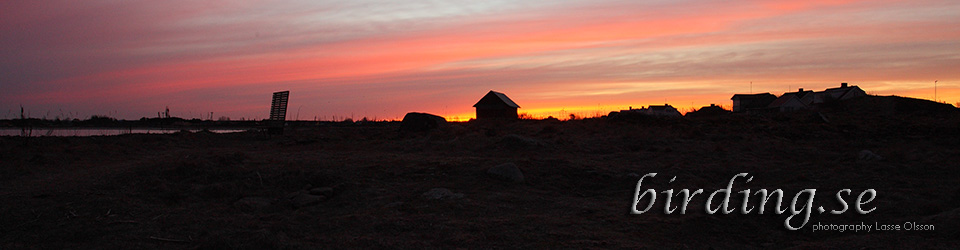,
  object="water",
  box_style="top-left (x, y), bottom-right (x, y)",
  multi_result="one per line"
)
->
top-left (0, 128), bottom-right (249, 137)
